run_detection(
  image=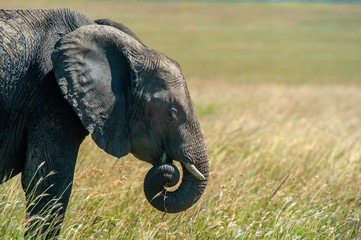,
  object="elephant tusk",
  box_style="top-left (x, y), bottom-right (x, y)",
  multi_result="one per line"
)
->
top-left (184, 163), bottom-right (206, 181)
